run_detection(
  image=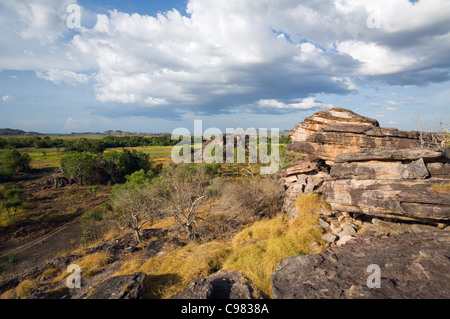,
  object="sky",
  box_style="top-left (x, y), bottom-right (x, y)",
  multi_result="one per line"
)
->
top-left (0, 0), bottom-right (449, 134)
